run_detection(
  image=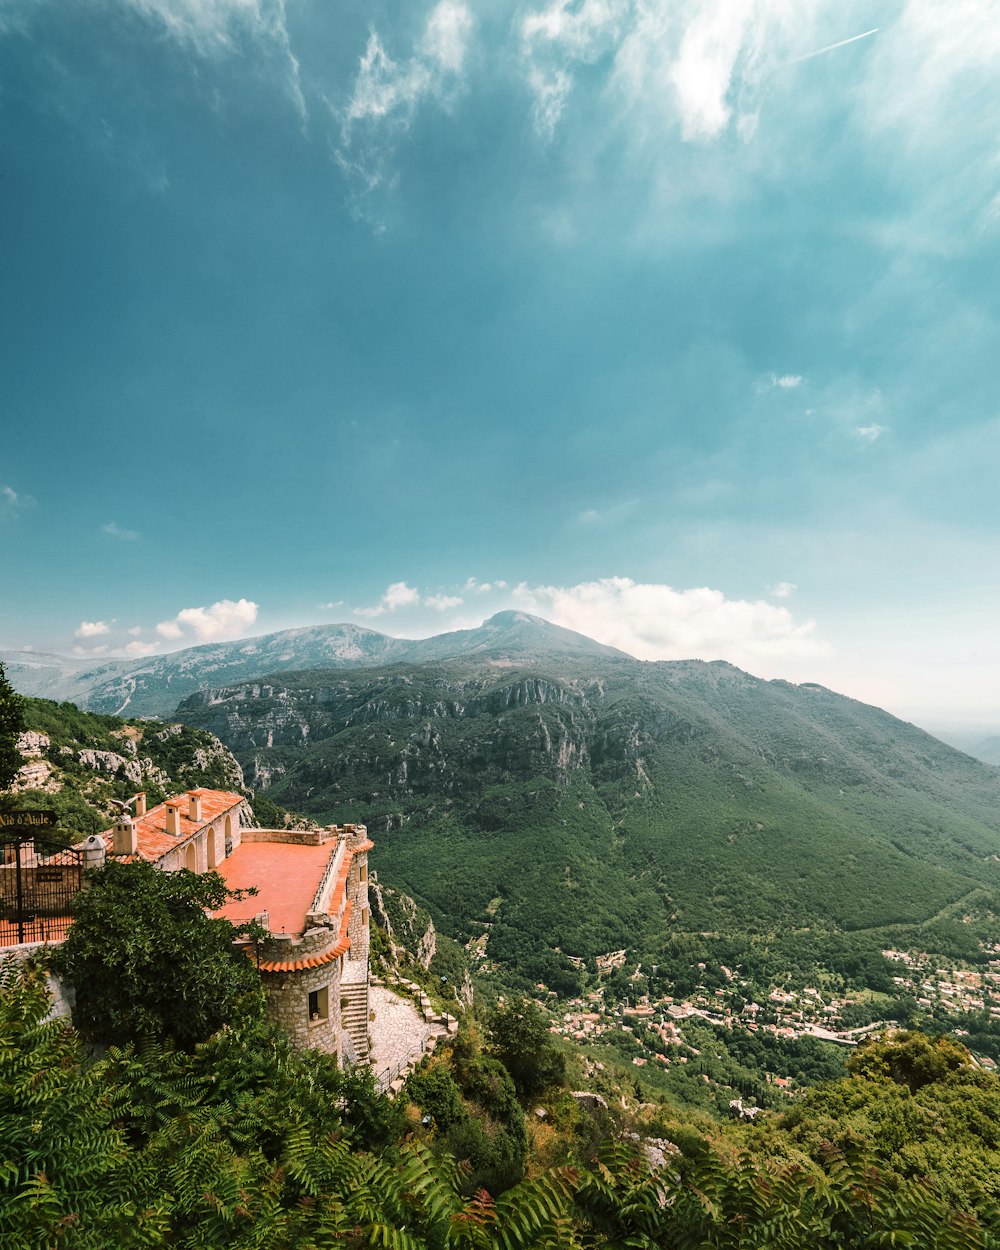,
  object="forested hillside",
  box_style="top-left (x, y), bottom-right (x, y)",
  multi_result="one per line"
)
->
top-left (176, 652), bottom-right (1000, 997)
